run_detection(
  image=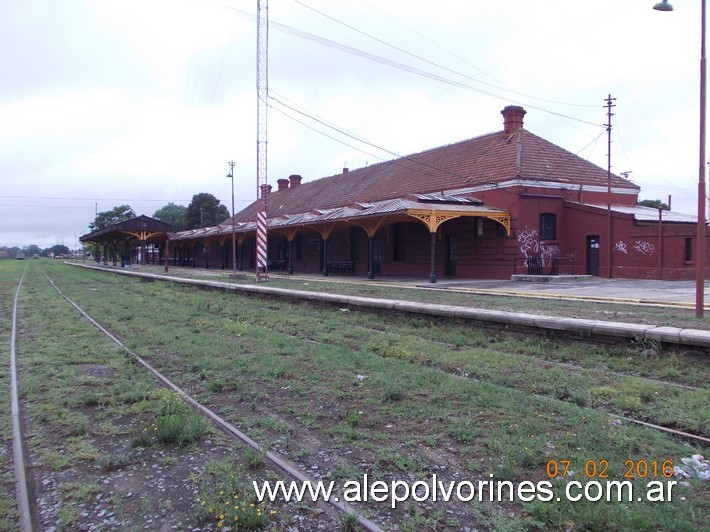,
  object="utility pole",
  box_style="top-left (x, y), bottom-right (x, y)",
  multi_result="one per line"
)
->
top-left (604, 94), bottom-right (616, 279)
top-left (227, 161), bottom-right (237, 276)
top-left (255, 0), bottom-right (269, 281)
top-left (95, 202), bottom-right (99, 263)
